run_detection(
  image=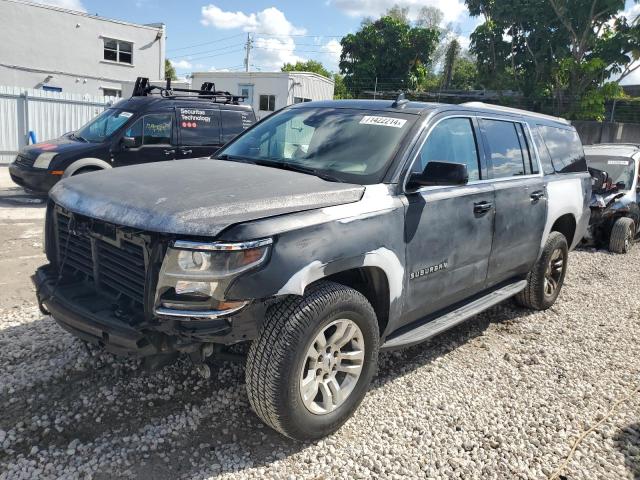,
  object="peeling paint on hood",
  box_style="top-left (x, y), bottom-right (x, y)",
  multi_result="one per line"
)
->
top-left (49, 159), bottom-right (365, 237)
